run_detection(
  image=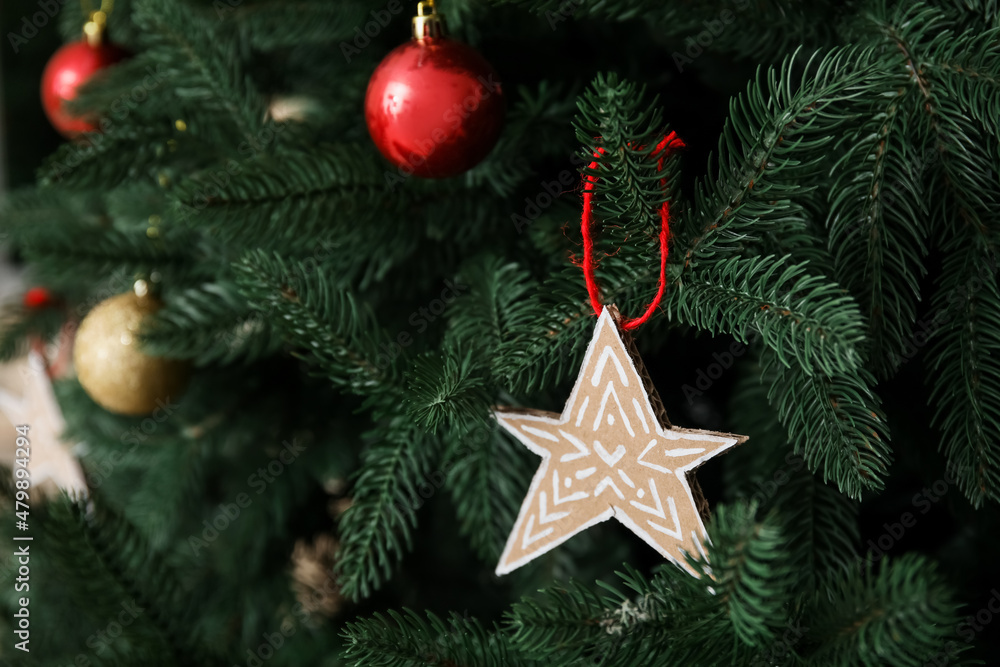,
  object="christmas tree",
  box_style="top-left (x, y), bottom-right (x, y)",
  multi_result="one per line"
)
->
top-left (1, 0), bottom-right (1000, 664)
